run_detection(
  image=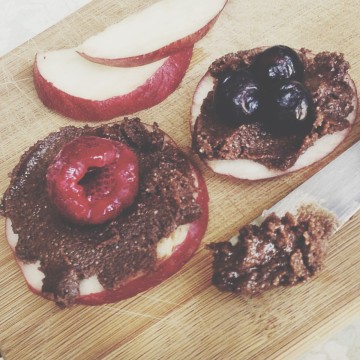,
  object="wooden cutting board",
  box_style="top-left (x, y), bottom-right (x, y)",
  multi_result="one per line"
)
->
top-left (1, 0), bottom-right (360, 359)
